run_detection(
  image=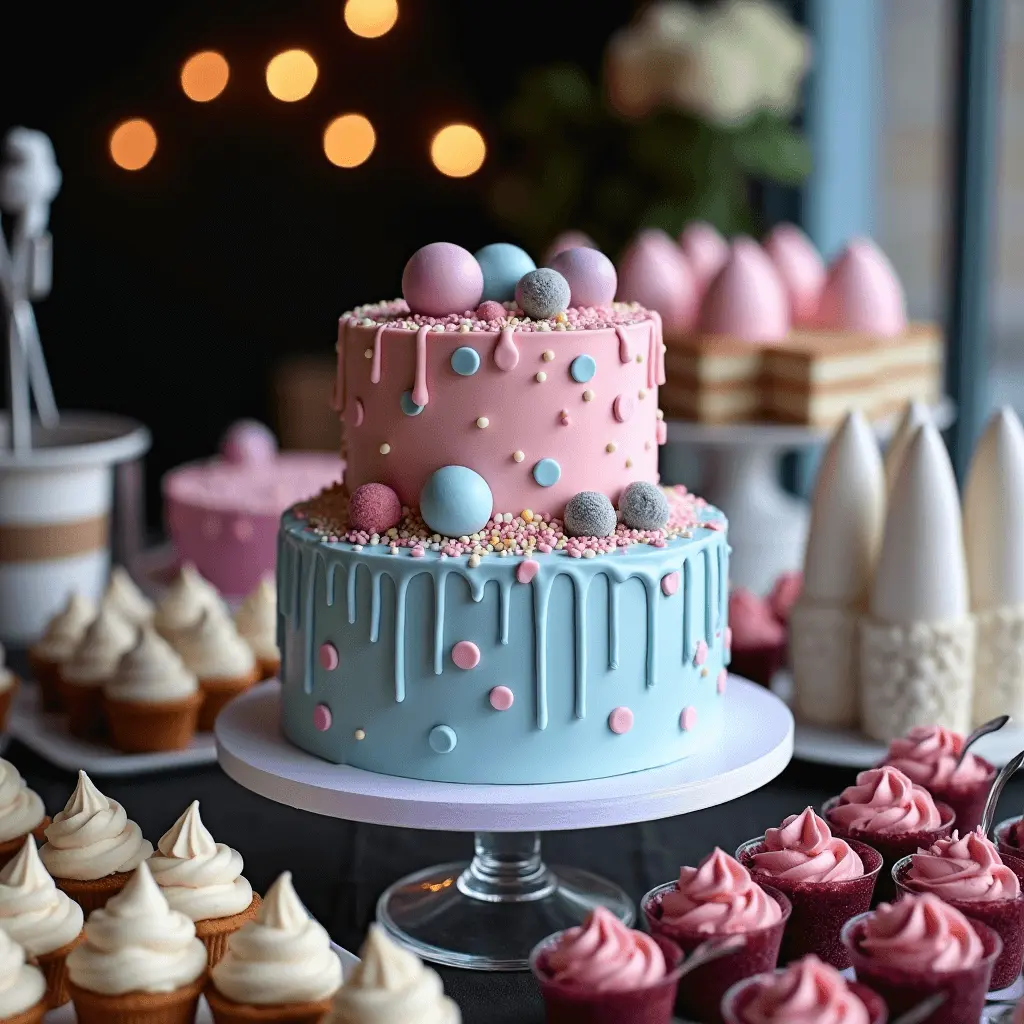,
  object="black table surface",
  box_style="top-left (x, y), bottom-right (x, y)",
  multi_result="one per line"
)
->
top-left (6, 740), bottom-right (1022, 1024)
